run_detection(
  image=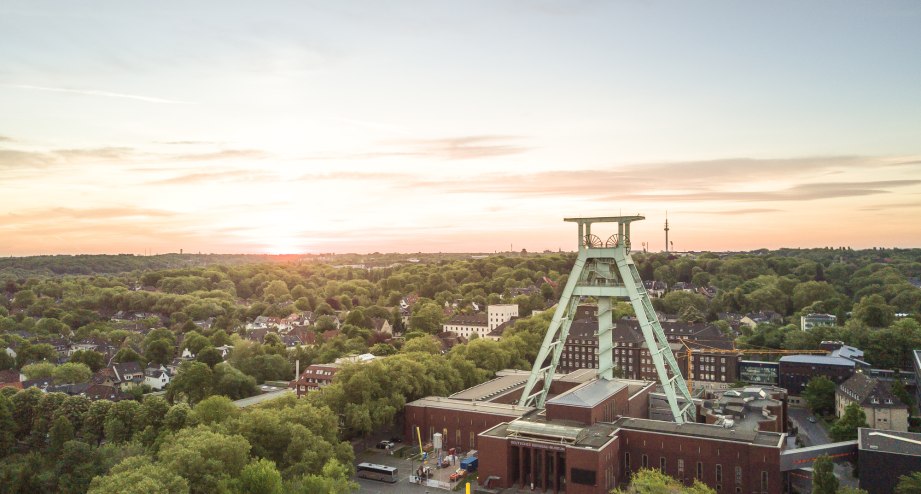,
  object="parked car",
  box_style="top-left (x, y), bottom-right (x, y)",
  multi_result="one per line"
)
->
top-left (450, 469), bottom-right (467, 481)
top-left (807, 416), bottom-right (817, 423)
top-left (376, 440), bottom-right (394, 449)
